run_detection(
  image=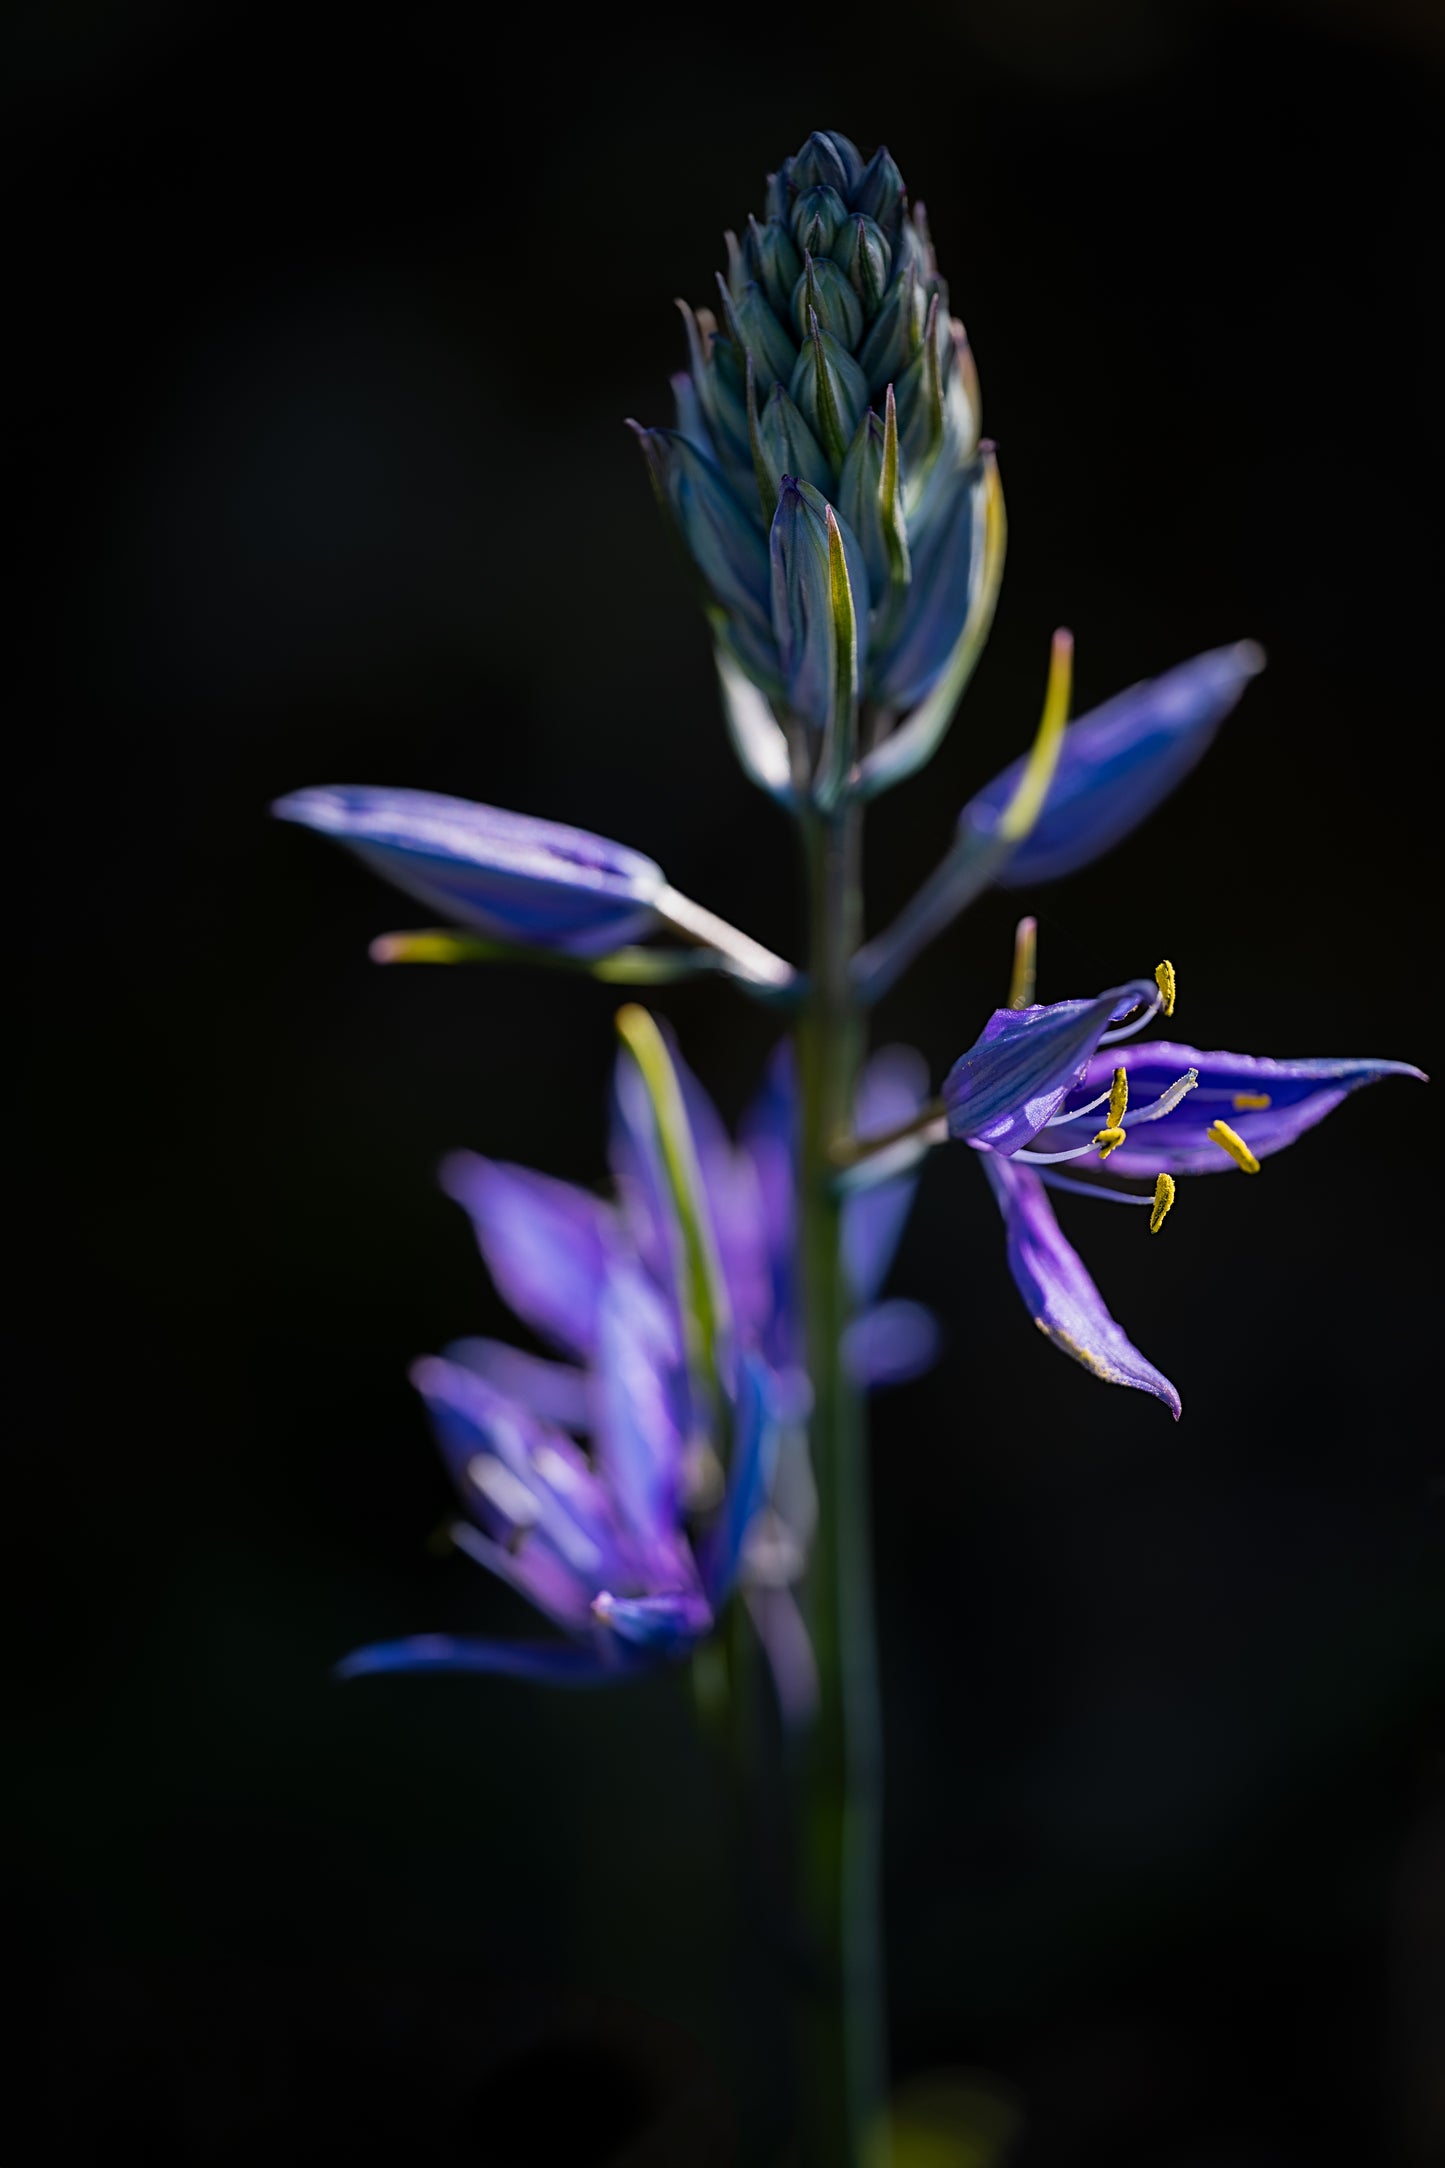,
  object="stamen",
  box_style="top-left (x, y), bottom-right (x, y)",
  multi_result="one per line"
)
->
top-left (1046, 1085), bottom-right (1113, 1125)
top-left (1149, 1172), bottom-right (1176, 1233)
top-left (1019, 1070), bottom-right (1197, 1165)
top-left (1233, 1091), bottom-right (1272, 1110)
top-left (1155, 959), bottom-right (1176, 1016)
top-left (1207, 1119), bottom-right (1261, 1174)
top-left (1107, 1066), bottom-right (1129, 1128)
top-left (1007, 915), bottom-right (1038, 1011)
top-left (1035, 1171), bottom-right (1156, 1207)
